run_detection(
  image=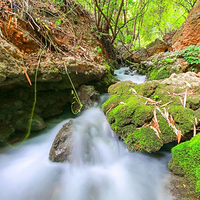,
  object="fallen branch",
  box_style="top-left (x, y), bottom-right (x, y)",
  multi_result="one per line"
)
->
top-left (22, 67), bottom-right (32, 85)
top-left (155, 106), bottom-right (181, 141)
top-left (130, 88), bottom-right (162, 105)
top-left (193, 124), bottom-right (196, 137)
top-left (150, 126), bottom-right (160, 139)
top-left (183, 89), bottom-right (187, 108)
top-left (160, 101), bottom-right (172, 107)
